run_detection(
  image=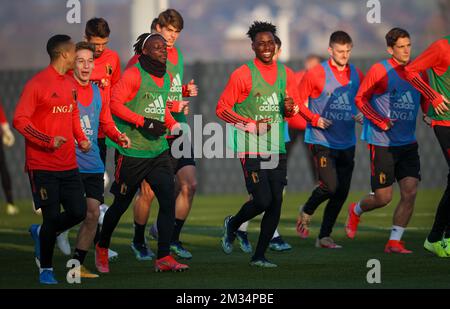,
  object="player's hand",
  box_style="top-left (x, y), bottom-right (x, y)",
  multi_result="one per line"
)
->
top-left (255, 118), bottom-right (271, 135)
top-left (180, 100), bottom-right (190, 115)
top-left (143, 117), bottom-right (166, 137)
top-left (284, 90), bottom-right (295, 114)
top-left (79, 140), bottom-right (91, 153)
top-left (434, 95), bottom-right (449, 116)
top-left (353, 112), bottom-right (364, 125)
top-left (383, 119), bottom-right (396, 131)
top-left (118, 133), bottom-right (131, 149)
top-left (1, 123), bottom-right (15, 147)
top-left (187, 79), bottom-right (198, 97)
top-left (423, 115), bottom-right (432, 127)
top-left (53, 136), bottom-right (67, 149)
top-left (317, 117), bottom-right (332, 129)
